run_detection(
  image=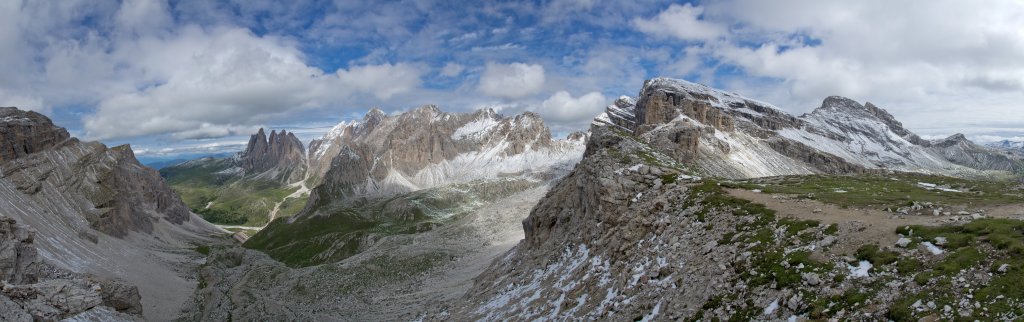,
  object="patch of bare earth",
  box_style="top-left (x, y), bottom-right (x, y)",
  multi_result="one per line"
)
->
top-left (727, 188), bottom-right (1024, 256)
